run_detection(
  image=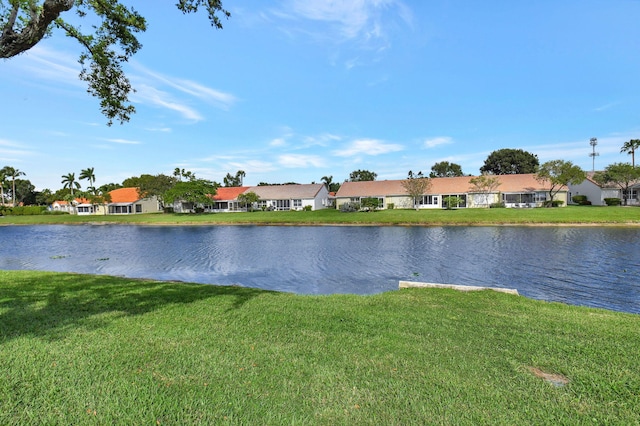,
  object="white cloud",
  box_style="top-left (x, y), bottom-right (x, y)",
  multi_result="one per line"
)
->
top-left (270, 138), bottom-right (287, 147)
top-left (12, 45), bottom-right (82, 87)
top-left (132, 84), bottom-right (204, 122)
top-left (104, 138), bottom-right (142, 145)
top-left (275, 0), bottom-right (412, 52)
top-left (333, 138), bottom-right (403, 157)
top-left (278, 154), bottom-right (327, 168)
top-left (132, 64), bottom-right (237, 110)
top-left (593, 102), bottom-right (620, 112)
top-left (424, 136), bottom-right (453, 148)
top-left (283, 0), bottom-right (410, 41)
